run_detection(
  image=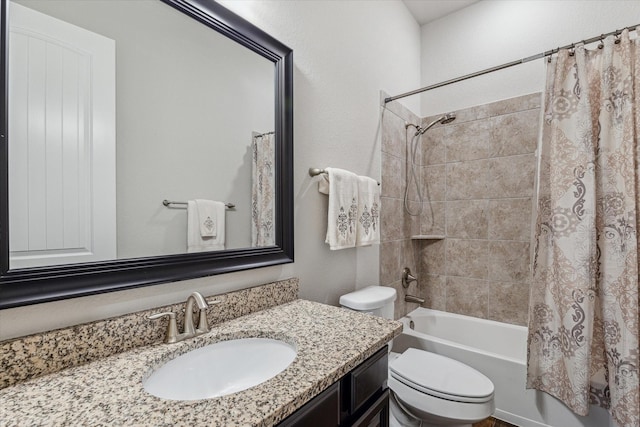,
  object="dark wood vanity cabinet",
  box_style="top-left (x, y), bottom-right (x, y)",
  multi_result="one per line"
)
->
top-left (278, 346), bottom-right (389, 427)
